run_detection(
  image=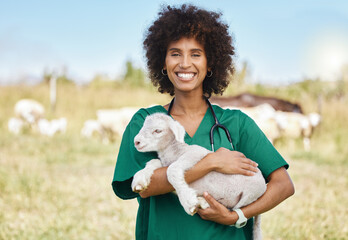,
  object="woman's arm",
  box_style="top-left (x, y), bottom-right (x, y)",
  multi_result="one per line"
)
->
top-left (139, 148), bottom-right (259, 198)
top-left (197, 167), bottom-right (295, 225)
